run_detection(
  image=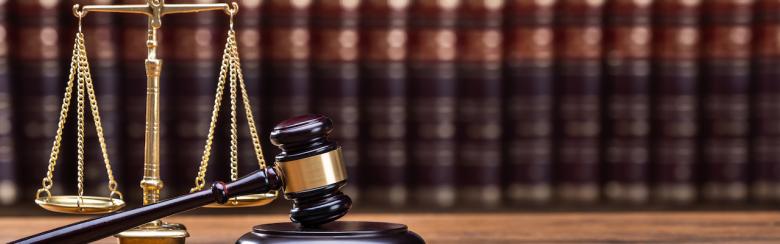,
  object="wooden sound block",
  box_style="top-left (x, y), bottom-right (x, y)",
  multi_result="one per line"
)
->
top-left (237, 221), bottom-right (425, 244)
